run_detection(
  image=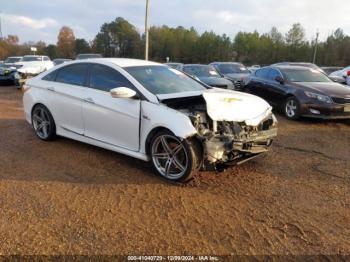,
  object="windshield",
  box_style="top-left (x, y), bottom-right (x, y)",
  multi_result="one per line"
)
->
top-left (5, 57), bottom-right (22, 63)
top-left (22, 56), bottom-right (42, 62)
top-left (283, 69), bottom-right (332, 83)
top-left (217, 64), bottom-right (249, 74)
top-left (125, 66), bottom-right (206, 95)
top-left (183, 65), bottom-right (219, 78)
